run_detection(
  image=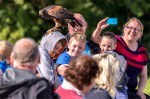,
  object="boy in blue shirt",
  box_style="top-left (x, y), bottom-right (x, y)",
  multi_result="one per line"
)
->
top-left (56, 33), bottom-right (86, 81)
